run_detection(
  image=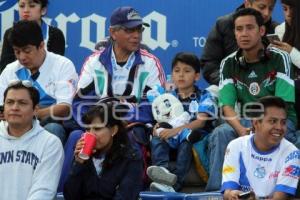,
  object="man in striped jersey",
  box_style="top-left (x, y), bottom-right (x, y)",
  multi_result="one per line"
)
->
top-left (206, 8), bottom-right (300, 192)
